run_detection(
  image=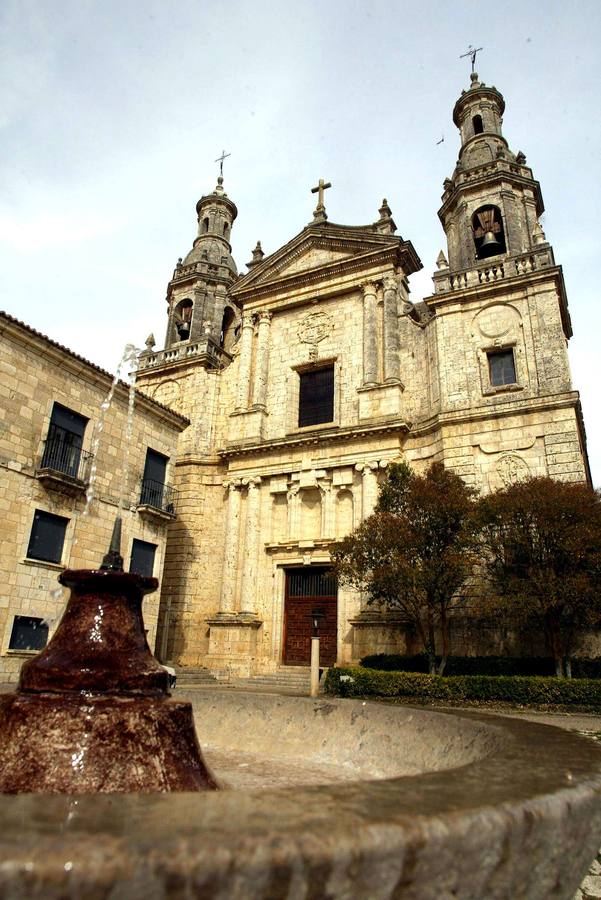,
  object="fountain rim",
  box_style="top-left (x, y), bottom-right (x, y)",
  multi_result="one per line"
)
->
top-left (0, 702), bottom-right (600, 897)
